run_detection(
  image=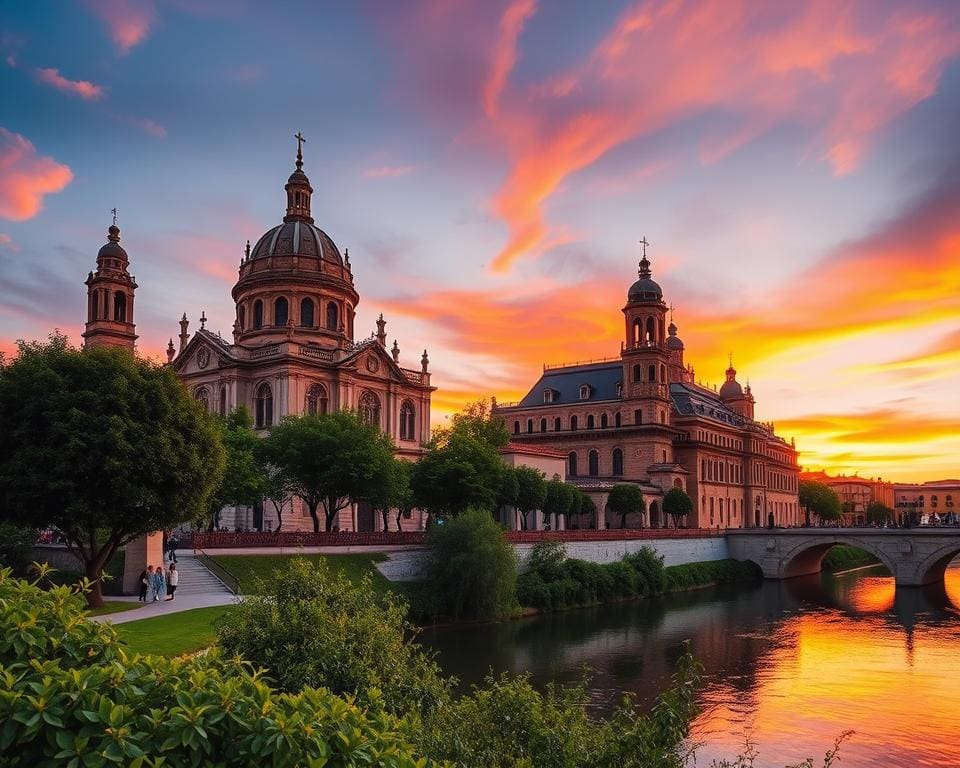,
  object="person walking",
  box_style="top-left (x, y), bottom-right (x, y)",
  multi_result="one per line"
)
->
top-left (166, 563), bottom-right (179, 601)
top-left (167, 534), bottom-right (179, 563)
top-left (152, 565), bottom-right (166, 603)
top-left (138, 565), bottom-right (153, 602)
